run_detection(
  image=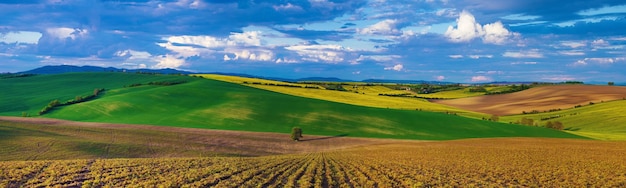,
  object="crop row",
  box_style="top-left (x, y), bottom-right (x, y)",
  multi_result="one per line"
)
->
top-left (2, 139), bottom-right (626, 187)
